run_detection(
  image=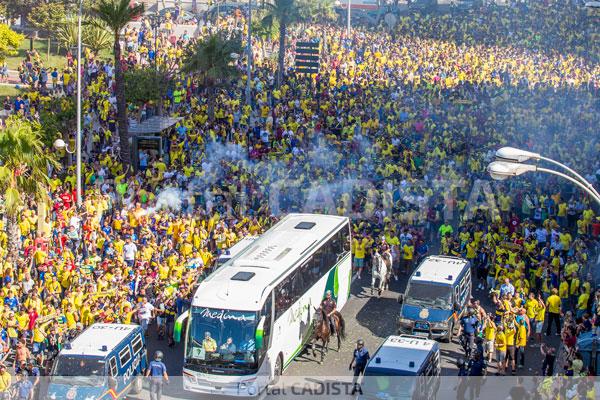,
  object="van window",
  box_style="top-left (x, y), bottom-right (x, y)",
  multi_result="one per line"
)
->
top-left (108, 357), bottom-right (117, 376)
top-left (119, 346), bottom-right (132, 367)
top-left (131, 334), bottom-right (143, 354)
